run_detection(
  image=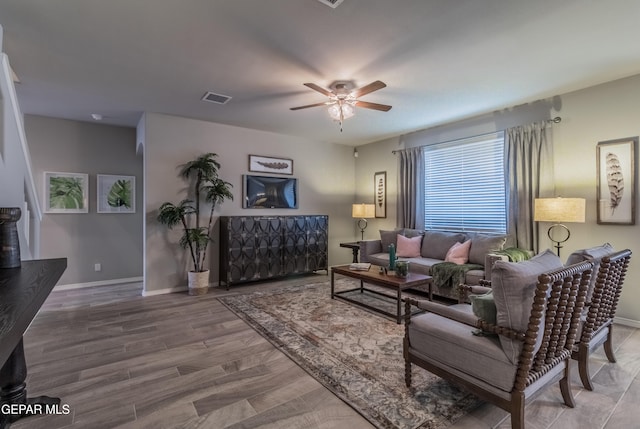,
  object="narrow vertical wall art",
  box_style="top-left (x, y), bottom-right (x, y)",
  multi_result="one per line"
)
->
top-left (596, 137), bottom-right (637, 225)
top-left (374, 171), bottom-right (386, 218)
